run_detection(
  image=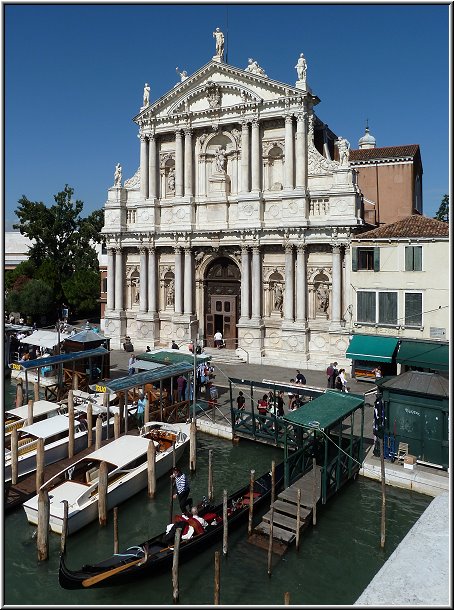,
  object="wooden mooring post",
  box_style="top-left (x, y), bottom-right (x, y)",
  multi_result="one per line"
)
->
top-left (296, 488), bottom-right (301, 551)
top-left (113, 507), bottom-right (119, 554)
top-left (98, 461), bottom-right (108, 526)
top-left (172, 527), bottom-right (181, 603)
top-left (34, 381), bottom-right (40, 402)
top-left (222, 489), bottom-right (228, 556)
top-left (37, 488), bottom-right (50, 561)
top-left (271, 460), bottom-right (276, 505)
top-left (16, 380), bottom-right (23, 407)
top-left (36, 438), bottom-right (45, 492)
top-left (214, 550), bottom-right (221, 605)
top-left (312, 457), bottom-right (317, 526)
top-left (61, 500), bottom-right (69, 554)
top-left (208, 449), bottom-right (214, 501)
top-left (380, 435), bottom-right (386, 548)
top-left (68, 392), bottom-right (75, 459)
top-left (114, 413), bottom-right (120, 439)
top-left (267, 505), bottom-right (274, 576)
top-left (95, 417), bottom-right (102, 450)
top-left (284, 592), bottom-right (291, 604)
top-left (27, 399), bottom-right (34, 425)
top-left (248, 469), bottom-right (255, 536)
top-left (11, 427), bottom-right (19, 485)
top-left (147, 440), bottom-right (156, 498)
top-left (87, 403), bottom-right (93, 448)
top-left (189, 419), bottom-right (197, 472)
